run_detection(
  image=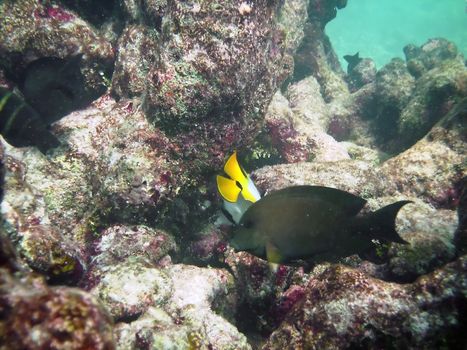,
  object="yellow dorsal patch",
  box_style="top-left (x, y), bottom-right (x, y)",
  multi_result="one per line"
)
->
top-left (224, 151), bottom-right (247, 183)
top-left (216, 175), bottom-right (241, 203)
